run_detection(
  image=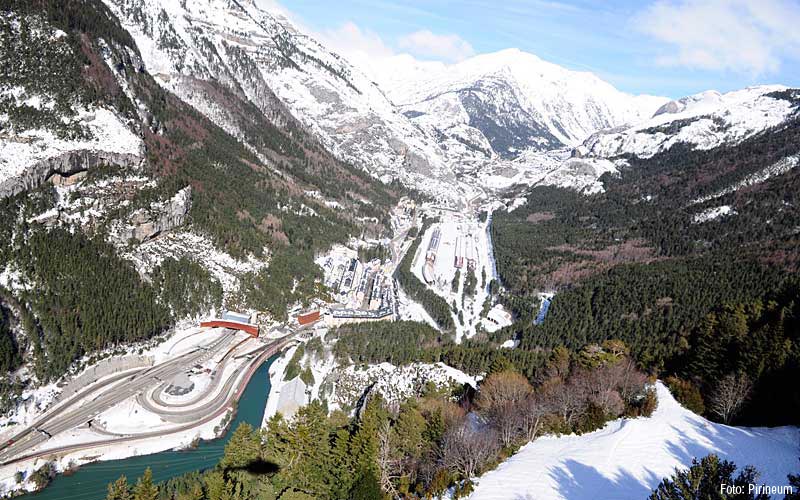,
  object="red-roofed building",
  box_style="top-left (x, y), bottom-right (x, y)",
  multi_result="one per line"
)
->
top-left (200, 318), bottom-right (259, 336)
top-left (297, 310), bottom-right (320, 326)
